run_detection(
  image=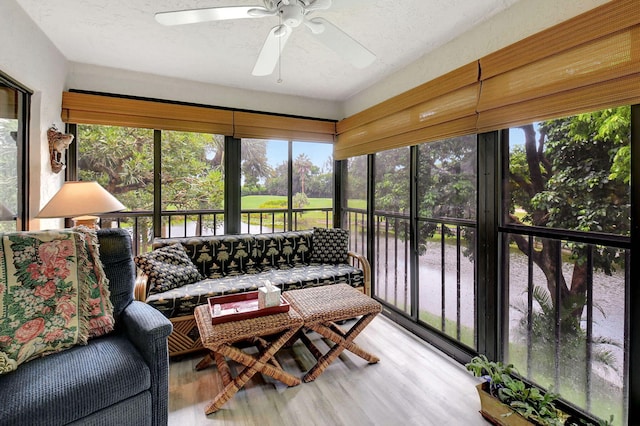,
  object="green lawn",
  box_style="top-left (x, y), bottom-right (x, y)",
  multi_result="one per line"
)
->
top-left (241, 195), bottom-right (332, 209)
top-left (241, 195), bottom-right (332, 229)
